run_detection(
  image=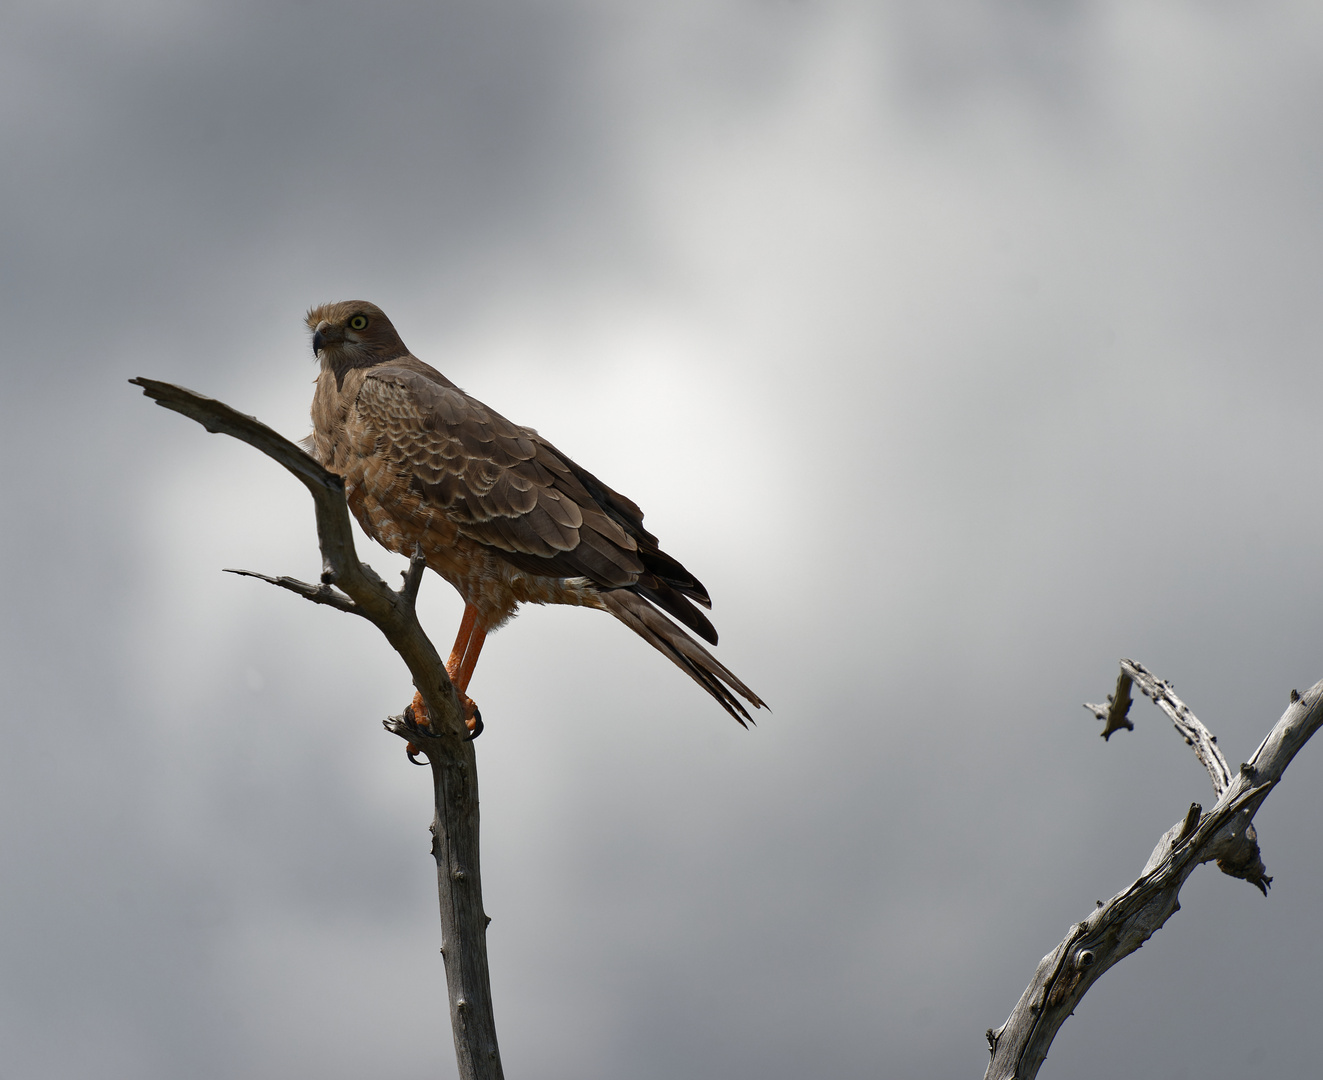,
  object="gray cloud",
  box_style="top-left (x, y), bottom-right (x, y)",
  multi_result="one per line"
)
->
top-left (4, 2), bottom-right (1323, 1077)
